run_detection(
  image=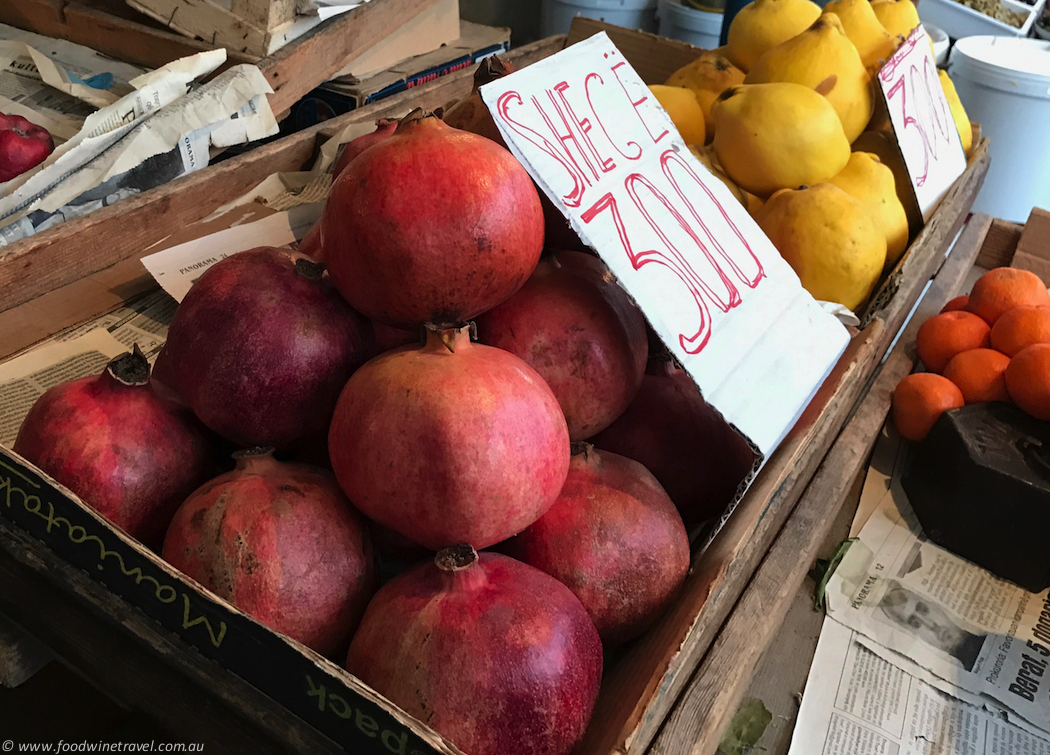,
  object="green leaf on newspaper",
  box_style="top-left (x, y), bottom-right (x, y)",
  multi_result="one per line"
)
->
top-left (718, 698), bottom-right (772, 755)
top-left (809, 538), bottom-right (856, 612)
